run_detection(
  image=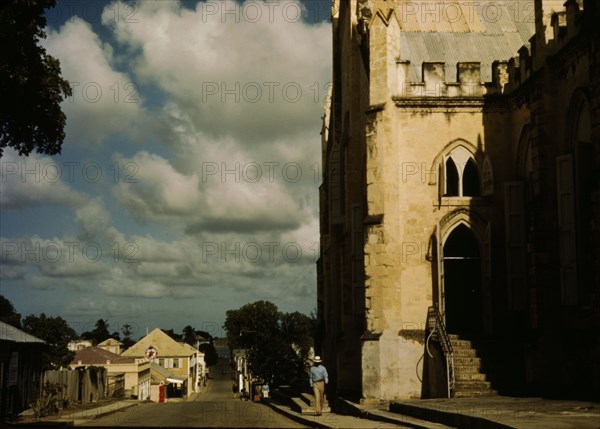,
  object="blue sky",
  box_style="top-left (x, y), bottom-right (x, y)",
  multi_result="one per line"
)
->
top-left (0, 0), bottom-right (331, 339)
